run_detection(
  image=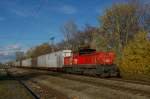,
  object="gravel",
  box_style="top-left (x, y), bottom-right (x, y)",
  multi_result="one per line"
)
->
top-left (5, 68), bottom-right (150, 99)
top-left (0, 80), bottom-right (34, 99)
top-left (32, 75), bottom-right (150, 99)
